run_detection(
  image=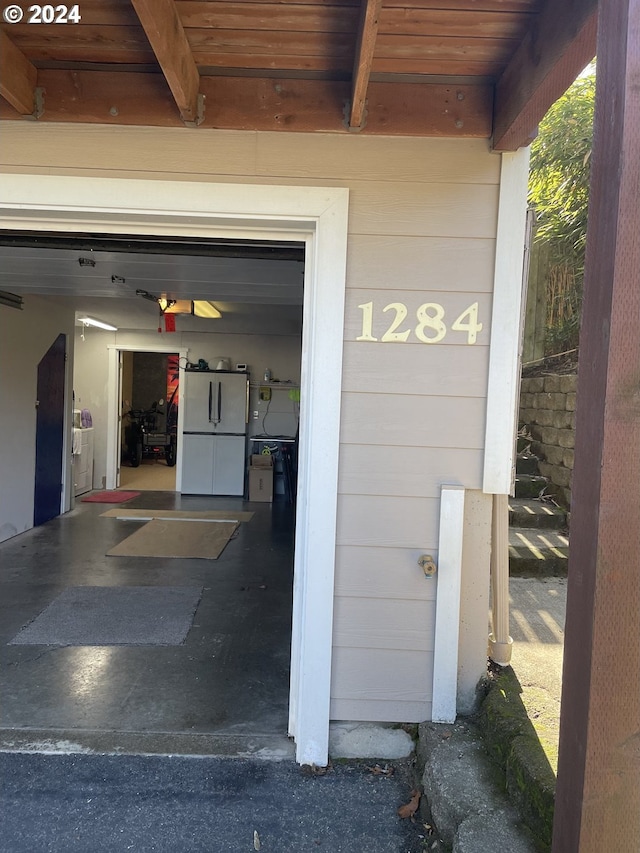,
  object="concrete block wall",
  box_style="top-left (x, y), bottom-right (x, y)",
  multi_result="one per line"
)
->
top-left (519, 374), bottom-right (577, 508)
